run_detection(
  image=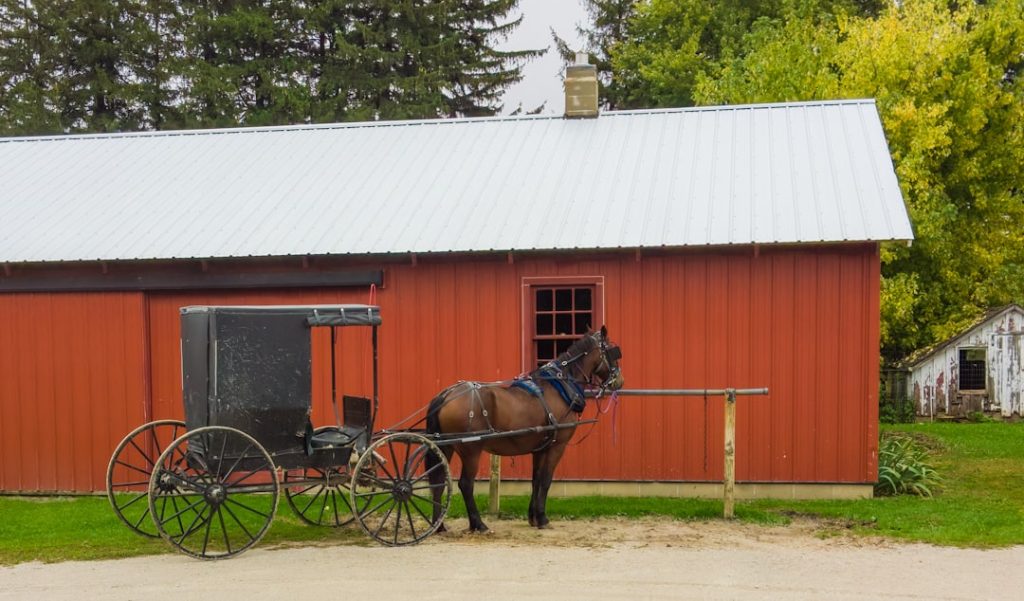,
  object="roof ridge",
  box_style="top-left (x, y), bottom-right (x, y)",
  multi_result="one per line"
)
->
top-left (0, 99), bottom-right (878, 145)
